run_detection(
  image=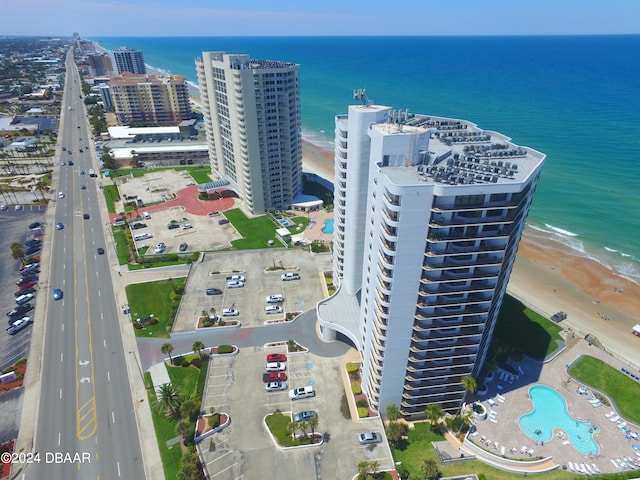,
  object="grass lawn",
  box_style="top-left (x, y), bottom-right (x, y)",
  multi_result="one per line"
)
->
top-left (144, 372), bottom-right (182, 480)
top-left (264, 412), bottom-right (317, 447)
top-left (103, 184), bottom-right (118, 213)
top-left (176, 165), bottom-right (212, 184)
top-left (392, 423), bottom-right (572, 480)
top-left (126, 277), bottom-right (186, 338)
top-left (570, 355), bottom-right (640, 425)
top-left (493, 294), bottom-right (564, 359)
top-left (166, 364), bottom-right (201, 400)
top-left (112, 226), bottom-right (132, 265)
top-left (224, 208), bottom-right (280, 249)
